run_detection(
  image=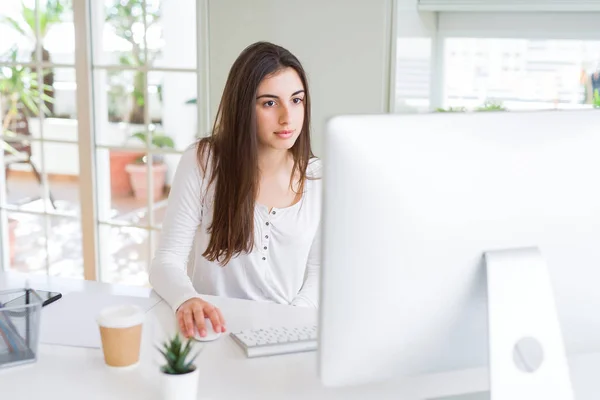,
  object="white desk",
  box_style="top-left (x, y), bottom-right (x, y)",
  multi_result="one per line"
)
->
top-left (0, 271), bottom-right (599, 400)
